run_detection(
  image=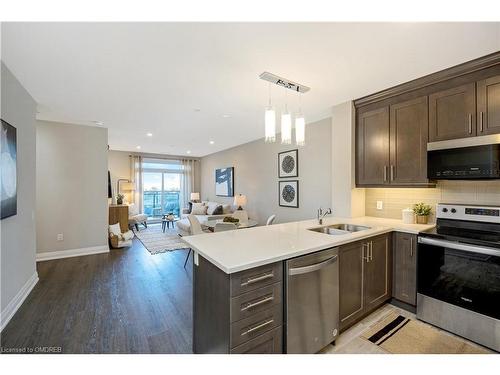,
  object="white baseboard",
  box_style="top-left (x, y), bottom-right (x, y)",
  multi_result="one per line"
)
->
top-left (1, 271), bottom-right (39, 331)
top-left (36, 245), bottom-right (110, 262)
